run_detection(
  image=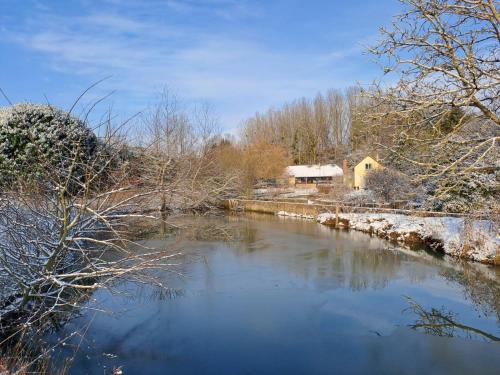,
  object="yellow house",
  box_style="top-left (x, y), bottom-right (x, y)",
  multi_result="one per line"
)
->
top-left (354, 156), bottom-right (382, 189)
